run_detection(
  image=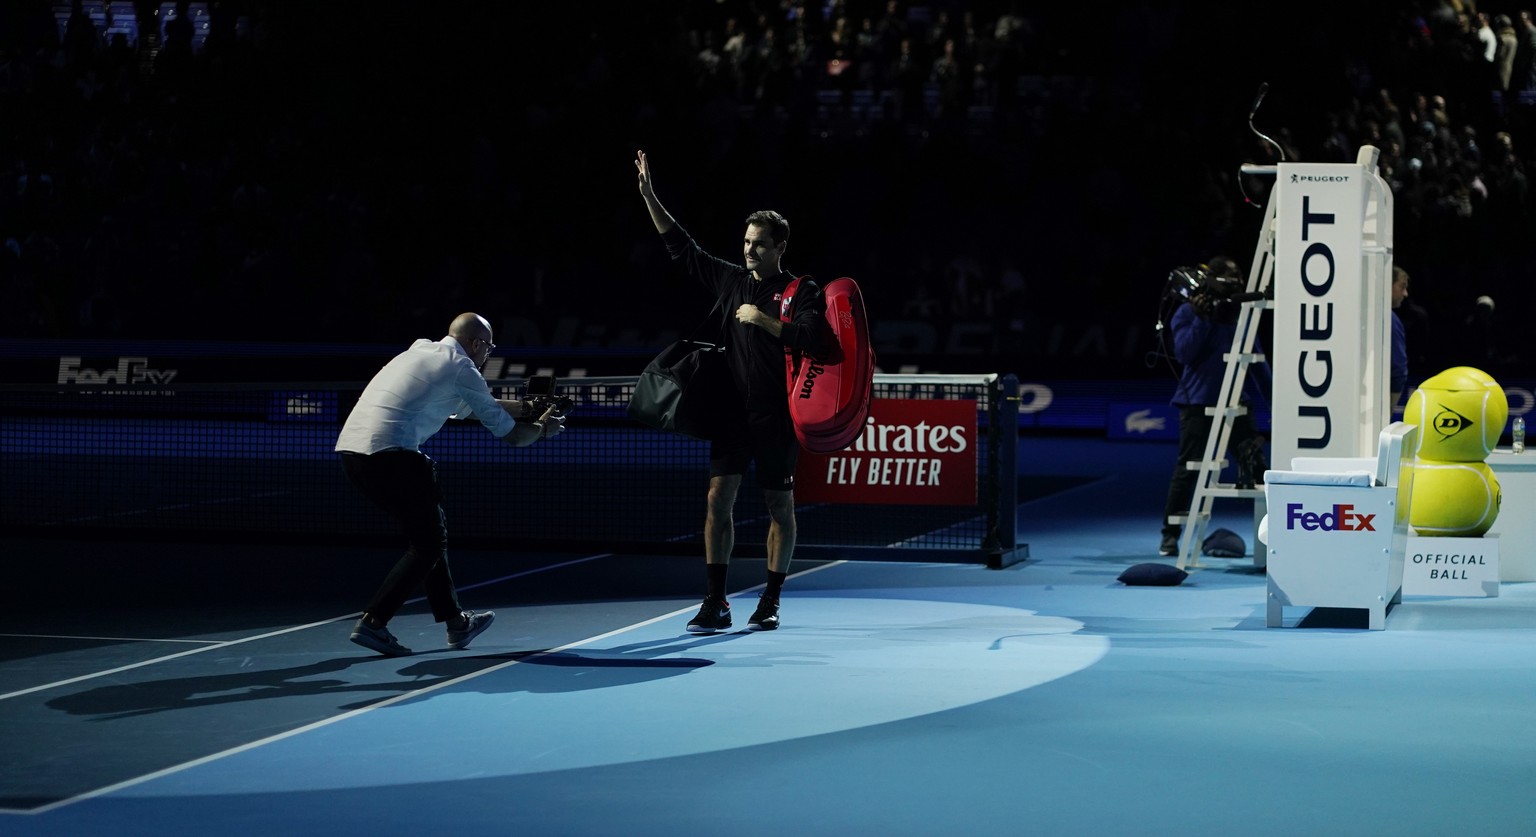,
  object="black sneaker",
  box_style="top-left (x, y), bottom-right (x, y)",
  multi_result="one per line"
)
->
top-left (1159, 533), bottom-right (1179, 557)
top-left (446, 609), bottom-right (495, 649)
top-left (747, 596), bottom-right (780, 631)
top-left (350, 619), bottom-right (412, 657)
top-left (686, 597), bottom-right (732, 633)
top-left (1235, 438), bottom-right (1268, 489)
